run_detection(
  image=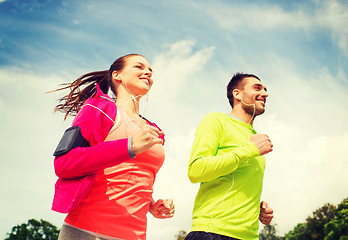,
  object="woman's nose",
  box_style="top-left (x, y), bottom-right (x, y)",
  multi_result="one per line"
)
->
top-left (145, 69), bottom-right (152, 77)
